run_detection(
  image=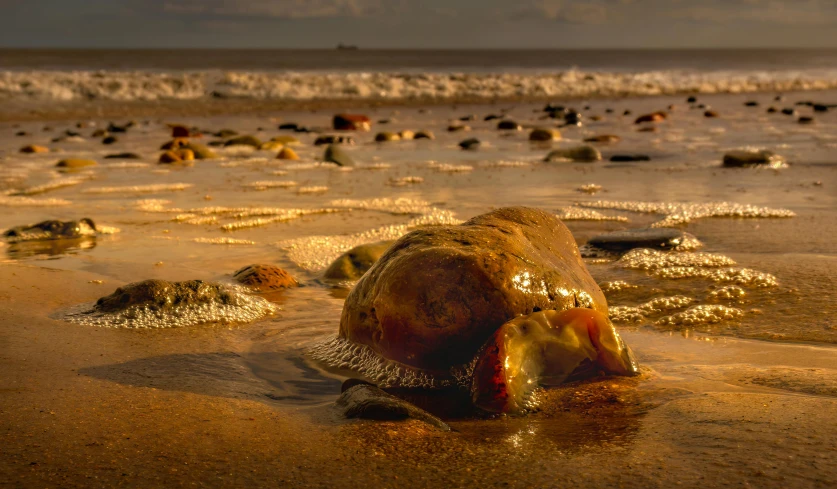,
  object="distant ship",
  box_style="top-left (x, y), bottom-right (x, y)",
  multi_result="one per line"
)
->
top-left (336, 43), bottom-right (359, 51)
